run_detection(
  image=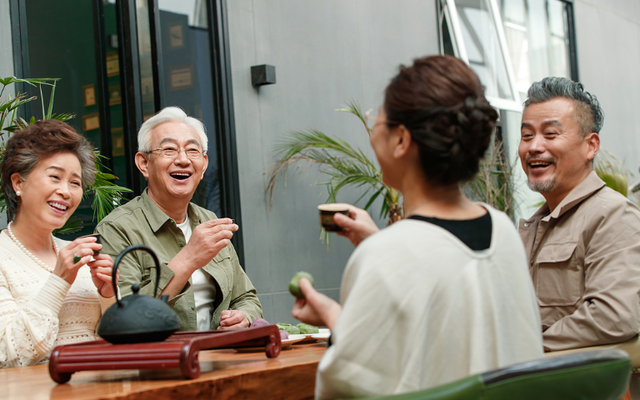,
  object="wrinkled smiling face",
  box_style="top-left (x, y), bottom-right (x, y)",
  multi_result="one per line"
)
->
top-left (519, 97), bottom-right (598, 206)
top-left (138, 121), bottom-right (208, 205)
